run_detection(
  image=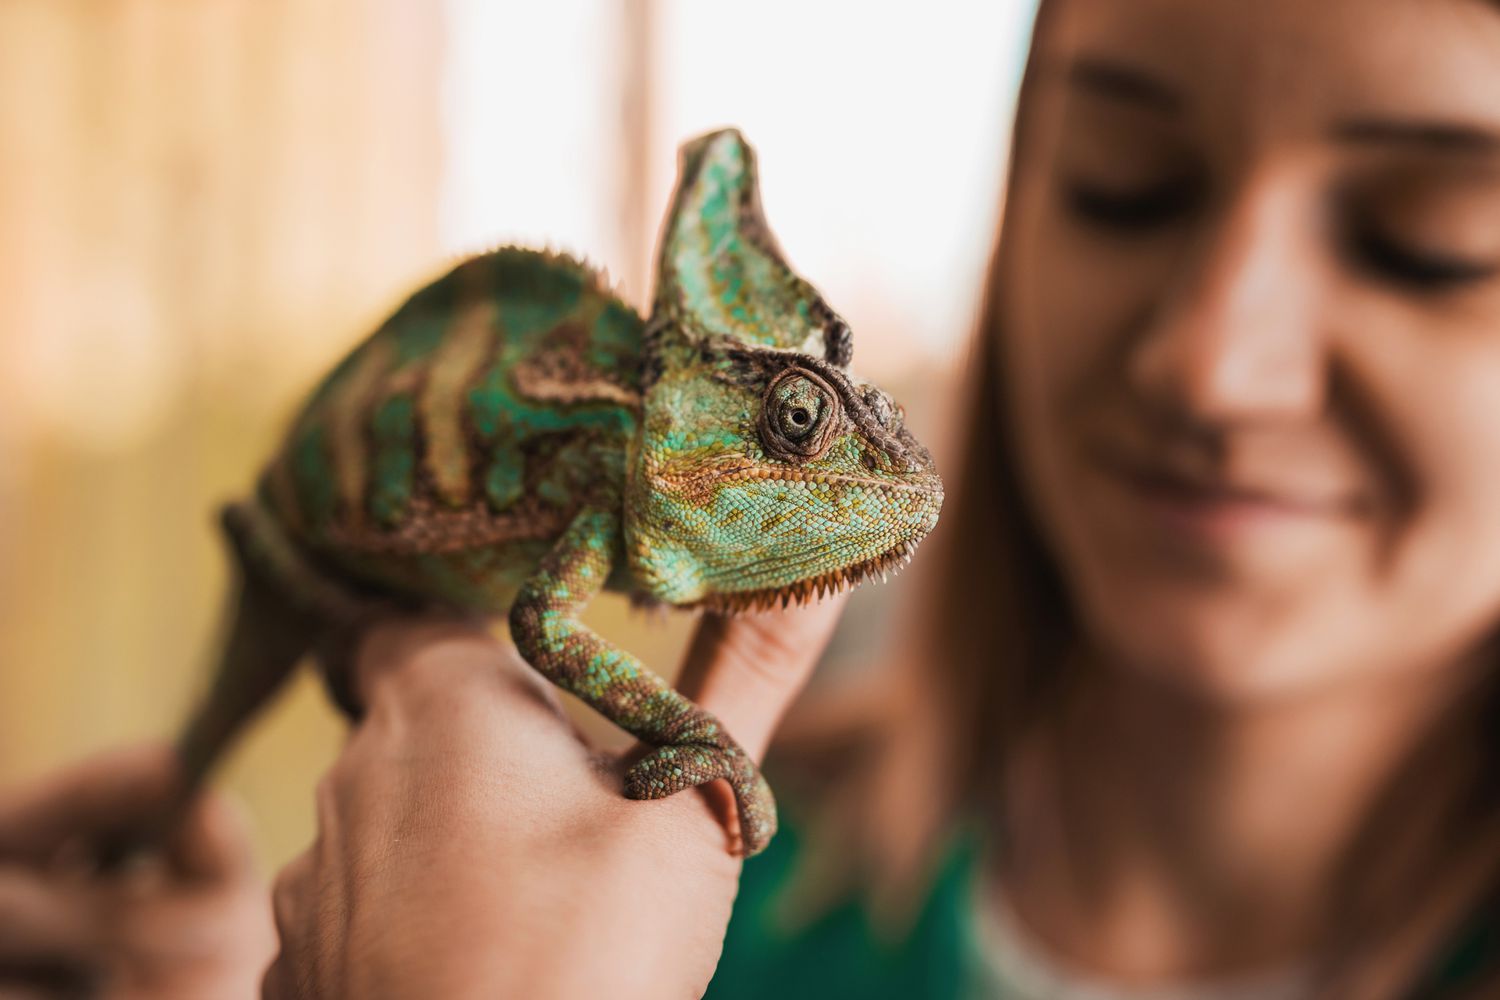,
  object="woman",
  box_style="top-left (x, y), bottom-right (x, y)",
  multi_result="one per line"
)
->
top-left (716, 0), bottom-right (1500, 994)
top-left (2, 0), bottom-right (1497, 996)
